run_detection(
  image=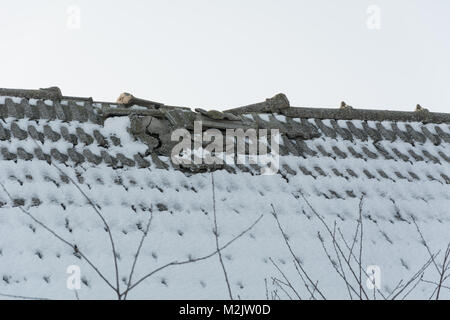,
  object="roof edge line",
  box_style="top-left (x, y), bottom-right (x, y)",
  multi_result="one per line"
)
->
top-left (283, 107), bottom-right (450, 123)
